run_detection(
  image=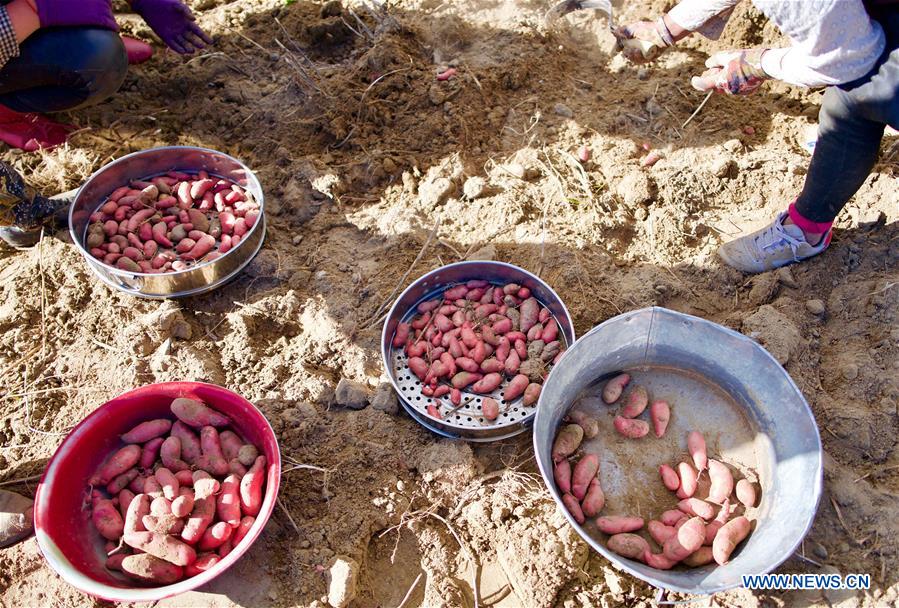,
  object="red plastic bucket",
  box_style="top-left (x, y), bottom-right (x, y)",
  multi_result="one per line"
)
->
top-left (33, 382), bottom-right (281, 602)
